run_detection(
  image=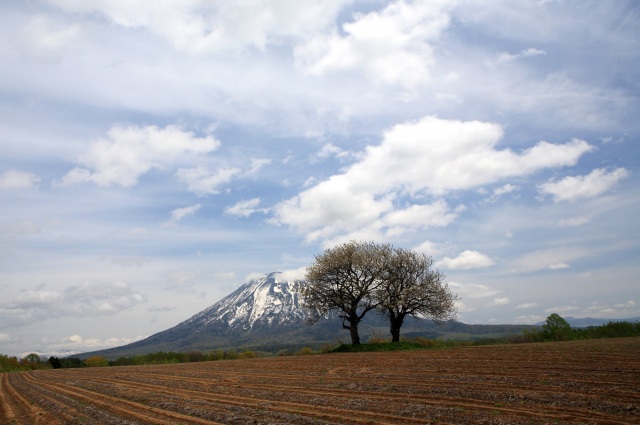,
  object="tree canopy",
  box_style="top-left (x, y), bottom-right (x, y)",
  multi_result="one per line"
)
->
top-left (303, 241), bottom-right (393, 344)
top-left (303, 241), bottom-right (457, 344)
top-left (375, 247), bottom-right (457, 341)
